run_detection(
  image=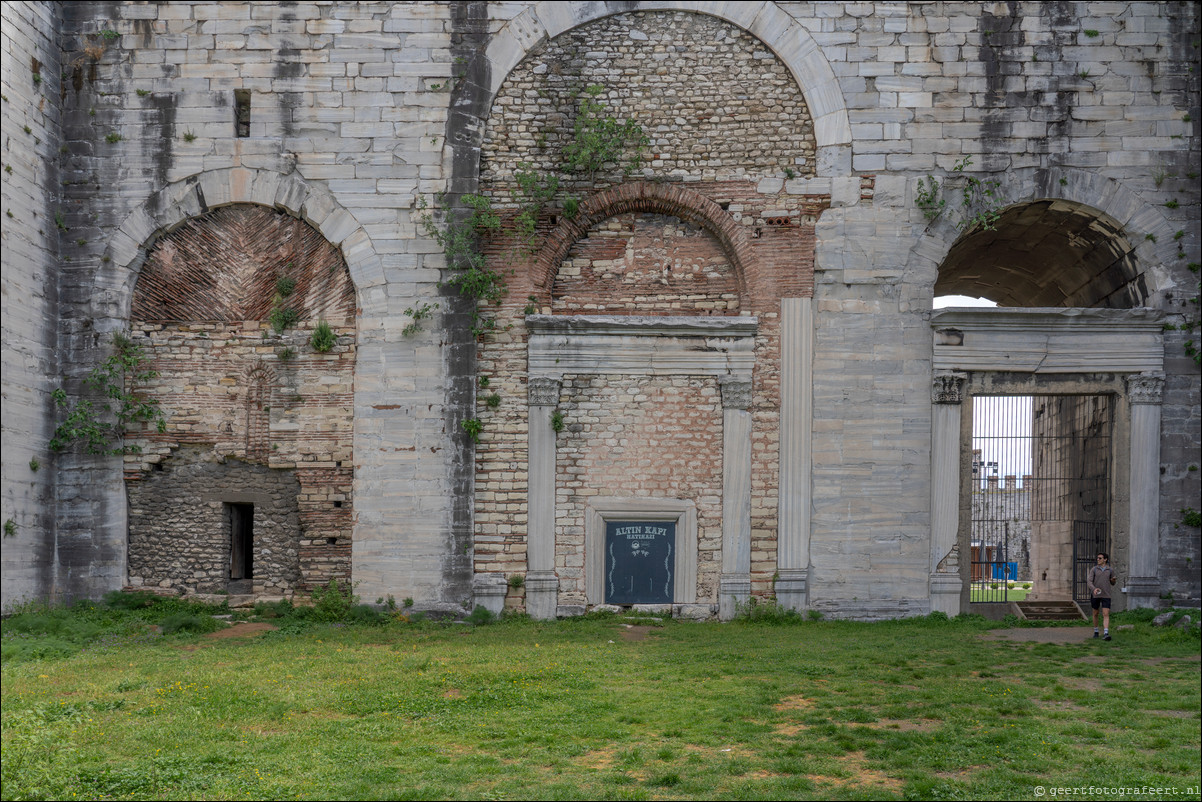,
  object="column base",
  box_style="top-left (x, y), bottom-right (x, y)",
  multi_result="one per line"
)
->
top-left (718, 573), bottom-right (751, 621)
top-left (472, 573), bottom-right (508, 616)
top-left (1125, 576), bottom-right (1161, 610)
top-left (525, 571), bottom-right (559, 620)
top-left (929, 572), bottom-right (963, 617)
top-left (775, 569), bottom-right (808, 613)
